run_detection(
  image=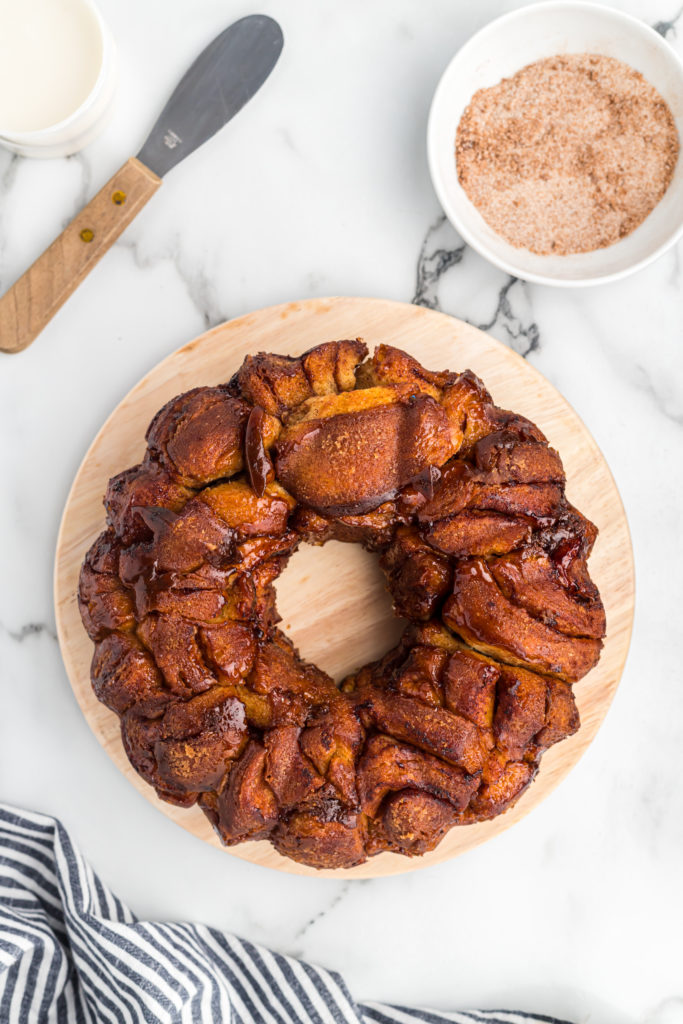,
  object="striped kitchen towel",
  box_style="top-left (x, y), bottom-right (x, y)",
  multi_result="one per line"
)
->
top-left (0, 804), bottom-right (569, 1024)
